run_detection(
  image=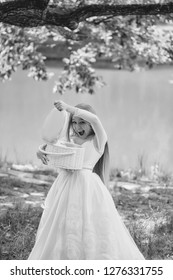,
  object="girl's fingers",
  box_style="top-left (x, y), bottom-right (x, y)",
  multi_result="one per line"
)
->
top-left (54, 104), bottom-right (61, 111)
top-left (54, 101), bottom-right (61, 108)
top-left (43, 155), bottom-right (49, 163)
top-left (54, 100), bottom-right (66, 111)
top-left (37, 147), bottom-right (49, 164)
top-left (42, 157), bottom-right (48, 165)
top-left (38, 153), bottom-right (49, 164)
